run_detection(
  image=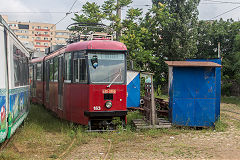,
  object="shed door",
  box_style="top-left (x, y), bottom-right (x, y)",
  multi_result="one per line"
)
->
top-left (172, 67), bottom-right (216, 126)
